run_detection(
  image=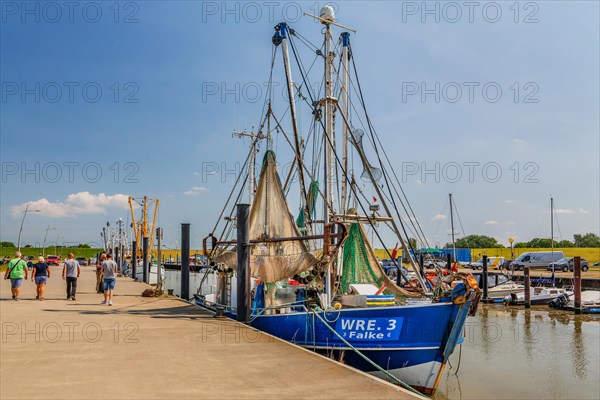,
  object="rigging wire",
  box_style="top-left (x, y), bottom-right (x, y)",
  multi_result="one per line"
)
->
top-left (452, 196), bottom-right (467, 238)
top-left (287, 30), bottom-right (420, 287)
top-left (348, 41), bottom-right (429, 256)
